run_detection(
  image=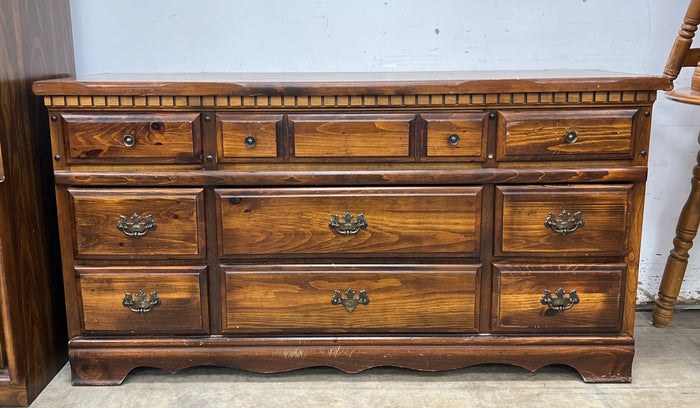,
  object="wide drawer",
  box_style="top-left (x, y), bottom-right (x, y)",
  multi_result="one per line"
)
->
top-left (289, 114), bottom-right (414, 161)
top-left (217, 113), bottom-right (281, 161)
top-left (496, 109), bottom-right (637, 161)
top-left (68, 188), bottom-right (206, 259)
top-left (76, 266), bottom-right (209, 334)
top-left (222, 264), bottom-right (480, 334)
top-left (495, 185), bottom-right (632, 257)
top-left (216, 187), bottom-right (482, 258)
top-left (60, 112), bottom-right (202, 163)
top-left (492, 264), bottom-right (625, 333)
top-left (422, 112), bottom-right (486, 160)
